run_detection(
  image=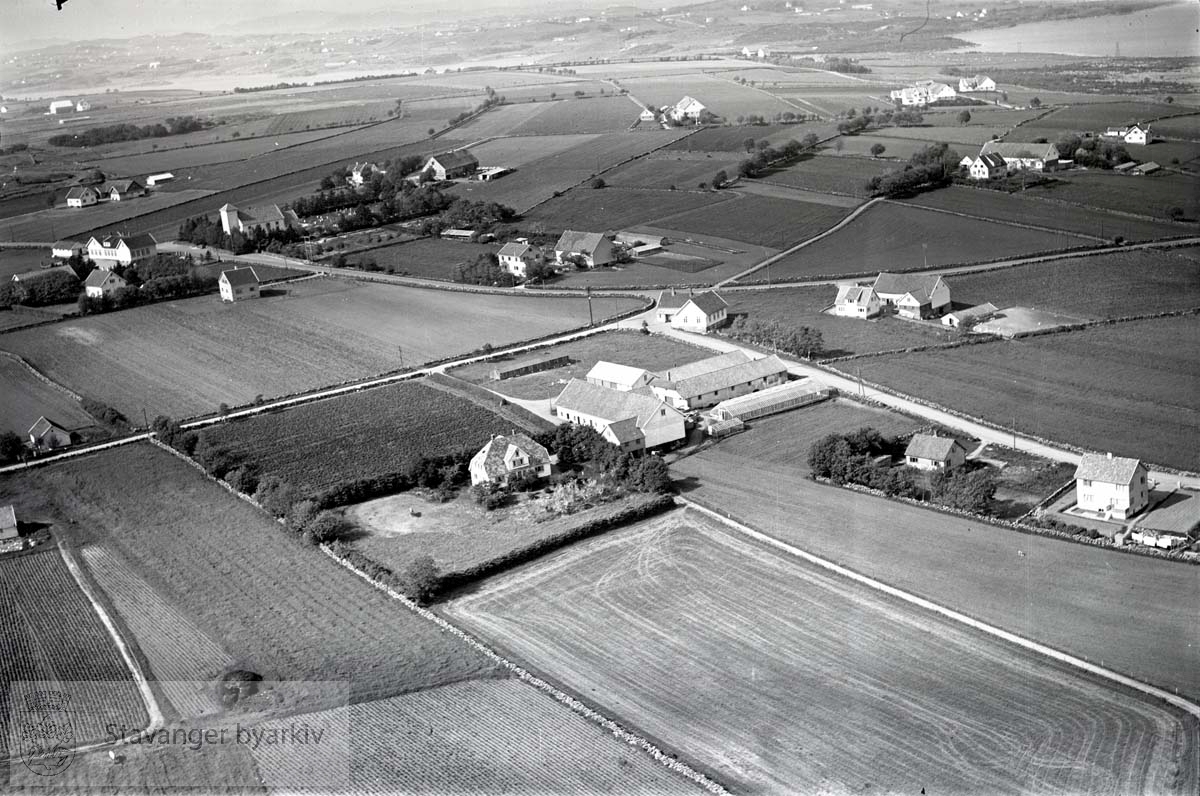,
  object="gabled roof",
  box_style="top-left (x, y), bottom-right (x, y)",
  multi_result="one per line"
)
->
top-left (975, 153), bottom-right (1007, 169)
top-left (681, 291), bottom-right (727, 316)
top-left (475, 433), bottom-right (551, 478)
top-left (220, 267), bottom-right (260, 287)
top-left (586, 361), bottom-right (651, 388)
top-left (427, 150), bottom-right (478, 170)
top-left (659, 355), bottom-right (787, 400)
top-left (29, 415), bottom-right (69, 437)
top-left (84, 269), bottom-right (126, 288)
top-left (553, 379), bottom-right (676, 427)
top-left (675, 95), bottom-right (706, 111)
top-left (872, 272), bottom-right (946, 303)
top-left (12, 265), bottom-right (78, 283)
top-left (105, 179), bottom-right (142, 193)
top-left (0, 505), bottom-right (15, 530)
top-left (498, 242), bottom-right (533, 258)
top-left (92, 232), bottom-right (157, 250)
top-left (605, 417), bottom-right (644, 445)
top-left (221, 203), bottom-right (294, 227)
top-left (52, 239), bottom-right (83, 249)
top-left (65, 186), bottom-right (97, 200)
top-left (351, 161), bottom-right (377, 174)
top-left (658, 350), bottom-right (749, 383)
top-left (1074, 453), bottom-right (1145, 485)
top-left (836, 285), bottom-right (876, 306)
top-left (904, 434), bottom-right (965, 461)
top-left (656, 289), bottom-right (692, 311)
top-left (980, 141), bottom-right (1059, 161)
top-left (554, 230), bottom-right (606, 256)
top-left (947, 302), bottom-right (997, 322)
